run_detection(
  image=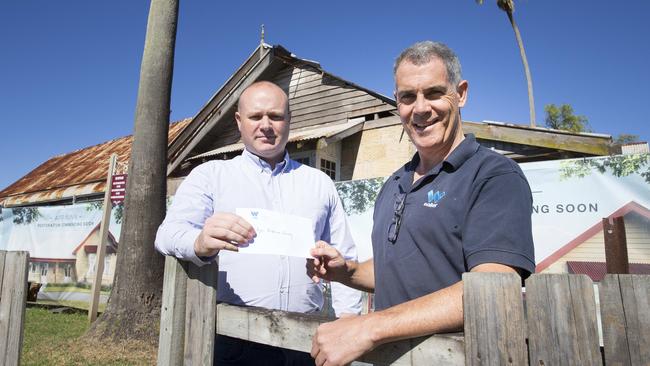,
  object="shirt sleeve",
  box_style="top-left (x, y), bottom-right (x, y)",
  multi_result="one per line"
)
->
top-left (462, 171), bottom-right (536, 277)
top-left (323, 182), bottom-right (363, 316)
top-left (154, 163), bottom-right (215, 267)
